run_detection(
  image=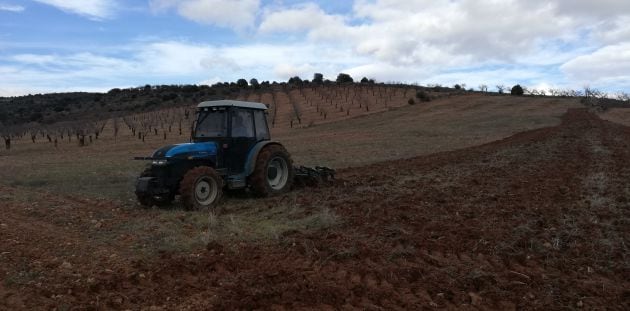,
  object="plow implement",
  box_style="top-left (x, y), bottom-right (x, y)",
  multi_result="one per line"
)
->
top-left (293, 166), bottom-right (336, 187)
